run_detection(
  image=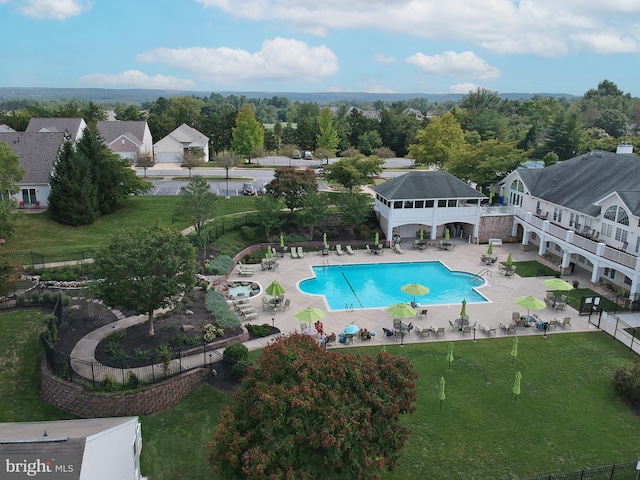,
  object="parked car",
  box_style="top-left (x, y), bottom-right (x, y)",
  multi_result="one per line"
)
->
top-left (303, 150), bottom-right (313, 160)
top-left (243, 183), bottom-right (256, 195)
